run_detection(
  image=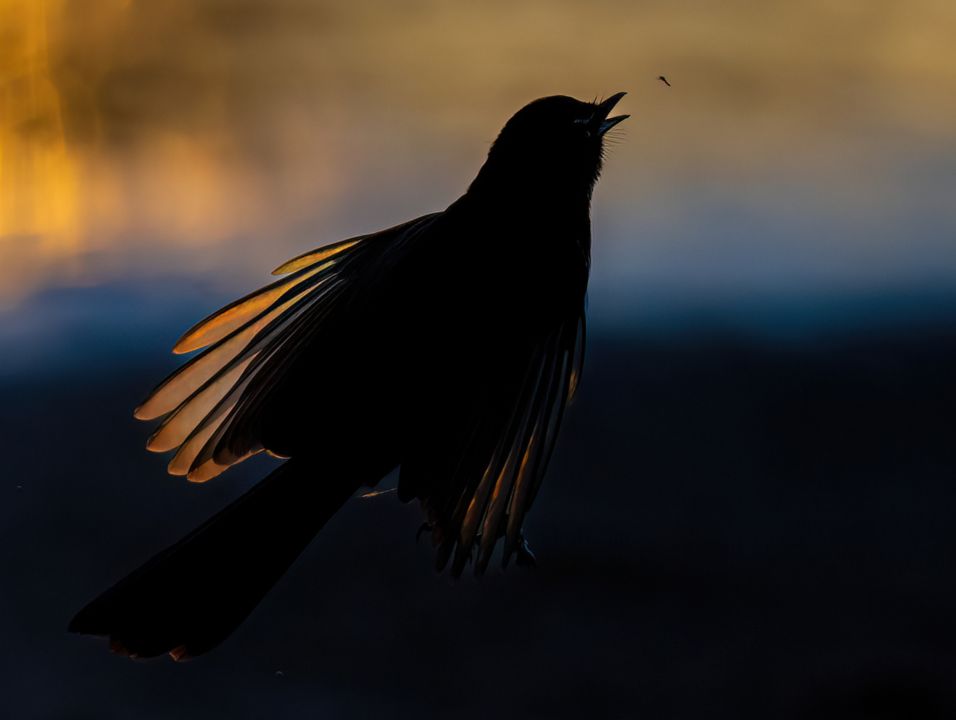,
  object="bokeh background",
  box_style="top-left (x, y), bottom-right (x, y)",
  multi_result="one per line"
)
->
top-left (2, 1), bottom-right (955, 717)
